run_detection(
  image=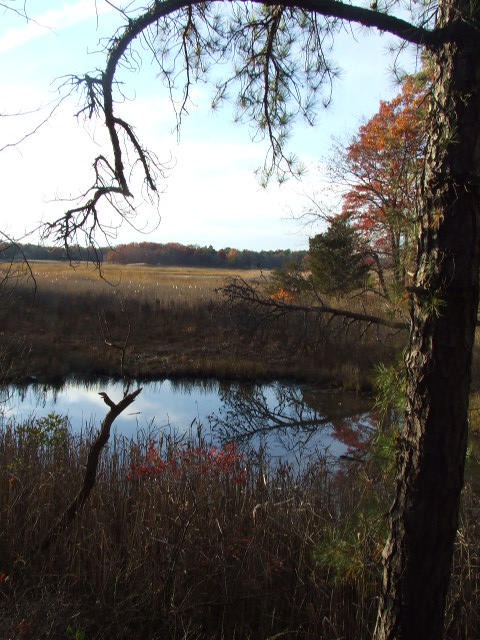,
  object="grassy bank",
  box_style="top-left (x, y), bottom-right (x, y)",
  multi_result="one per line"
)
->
top-left (0, 261), bottom-right (403, 389)
top-left (1, 416), bottom-right (478, 639)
